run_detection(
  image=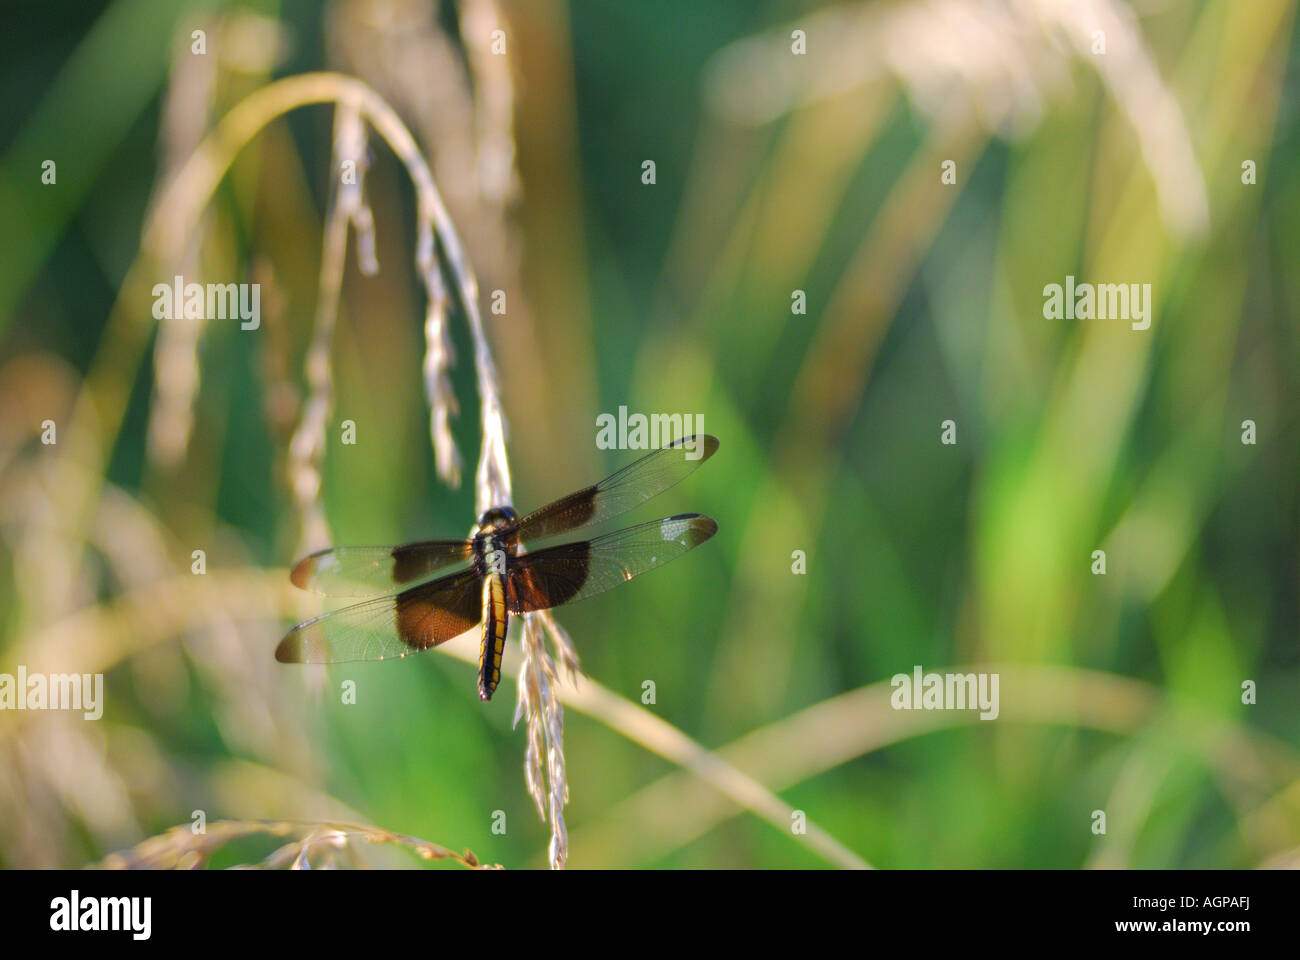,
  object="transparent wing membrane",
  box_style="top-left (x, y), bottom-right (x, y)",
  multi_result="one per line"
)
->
top-left (276, 569), bottom-right (482, 663)
top-left (515, 435), bottom-right (718, 542)
top-left (289, 540), bottom-right (474, 598)
top-left (508, 514), bottom-right (718, 612)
